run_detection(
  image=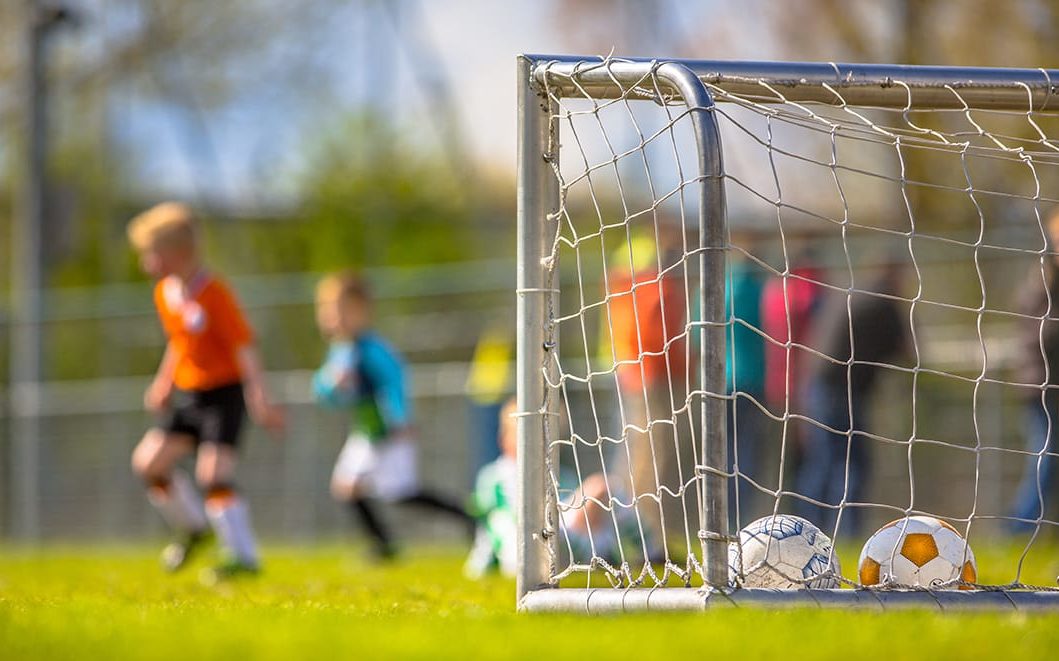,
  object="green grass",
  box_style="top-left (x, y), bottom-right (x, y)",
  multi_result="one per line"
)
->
top-left (1, 544), bottom-right (1058, 660)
